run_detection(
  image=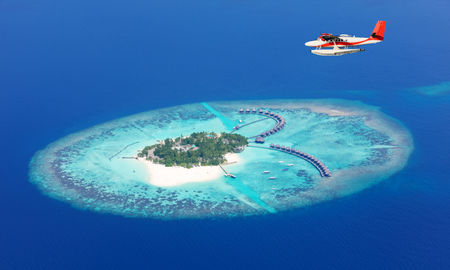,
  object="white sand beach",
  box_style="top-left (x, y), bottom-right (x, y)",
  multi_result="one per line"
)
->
top-left (140, 153), bottom-right (241, 187)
